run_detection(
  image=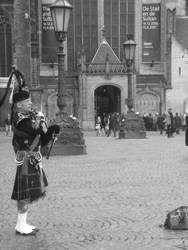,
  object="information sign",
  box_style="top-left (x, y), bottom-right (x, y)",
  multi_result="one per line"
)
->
top-left (142, 4), bottom-right (161, 62)
top-left (42, 4), bottom-right (58, 63)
